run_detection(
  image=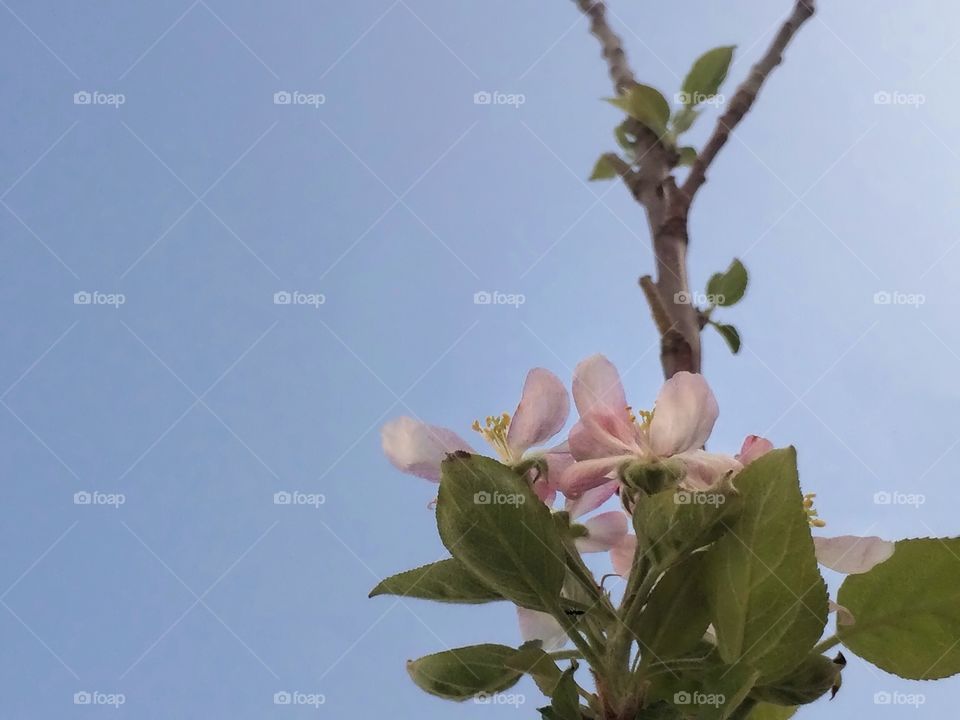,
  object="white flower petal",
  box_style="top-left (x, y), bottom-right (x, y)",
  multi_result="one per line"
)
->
top-left (649, 372), bottom-right (719, 456)
top-left (576, 511), bottom-right (629, 553)
top-left (507, 368), bottom-right (570, 456)
top-left (737, 435), bottom-right (773, 465)
top-left (675, 449), bottom-right (742, 491)
top-left (516, 607), bottom-right (567, 651)
top-left (813, 535), bottom-right (895, 574)
top-left (558, 456), bottom-right (623, 497)
top-left (610, 534), bottom-right (637, 577)
top-left (564, 480), bottom-right (619, 519)
top-left (380, 417), bottom-right (472, 482)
